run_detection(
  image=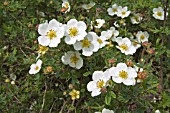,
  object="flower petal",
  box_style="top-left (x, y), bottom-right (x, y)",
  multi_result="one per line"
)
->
top-left (38, 36), bottom-right (50, 46)
top-left (87, 81), bottom-right (97, 91)
top-left (49, 38), bottom-right (60, 47)
top-left (123, 78), bottom-right (136, 86)
top-left (92, 71), bottom-right (104, 81)
top-left (38, 23), bottom-right (49, 35)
